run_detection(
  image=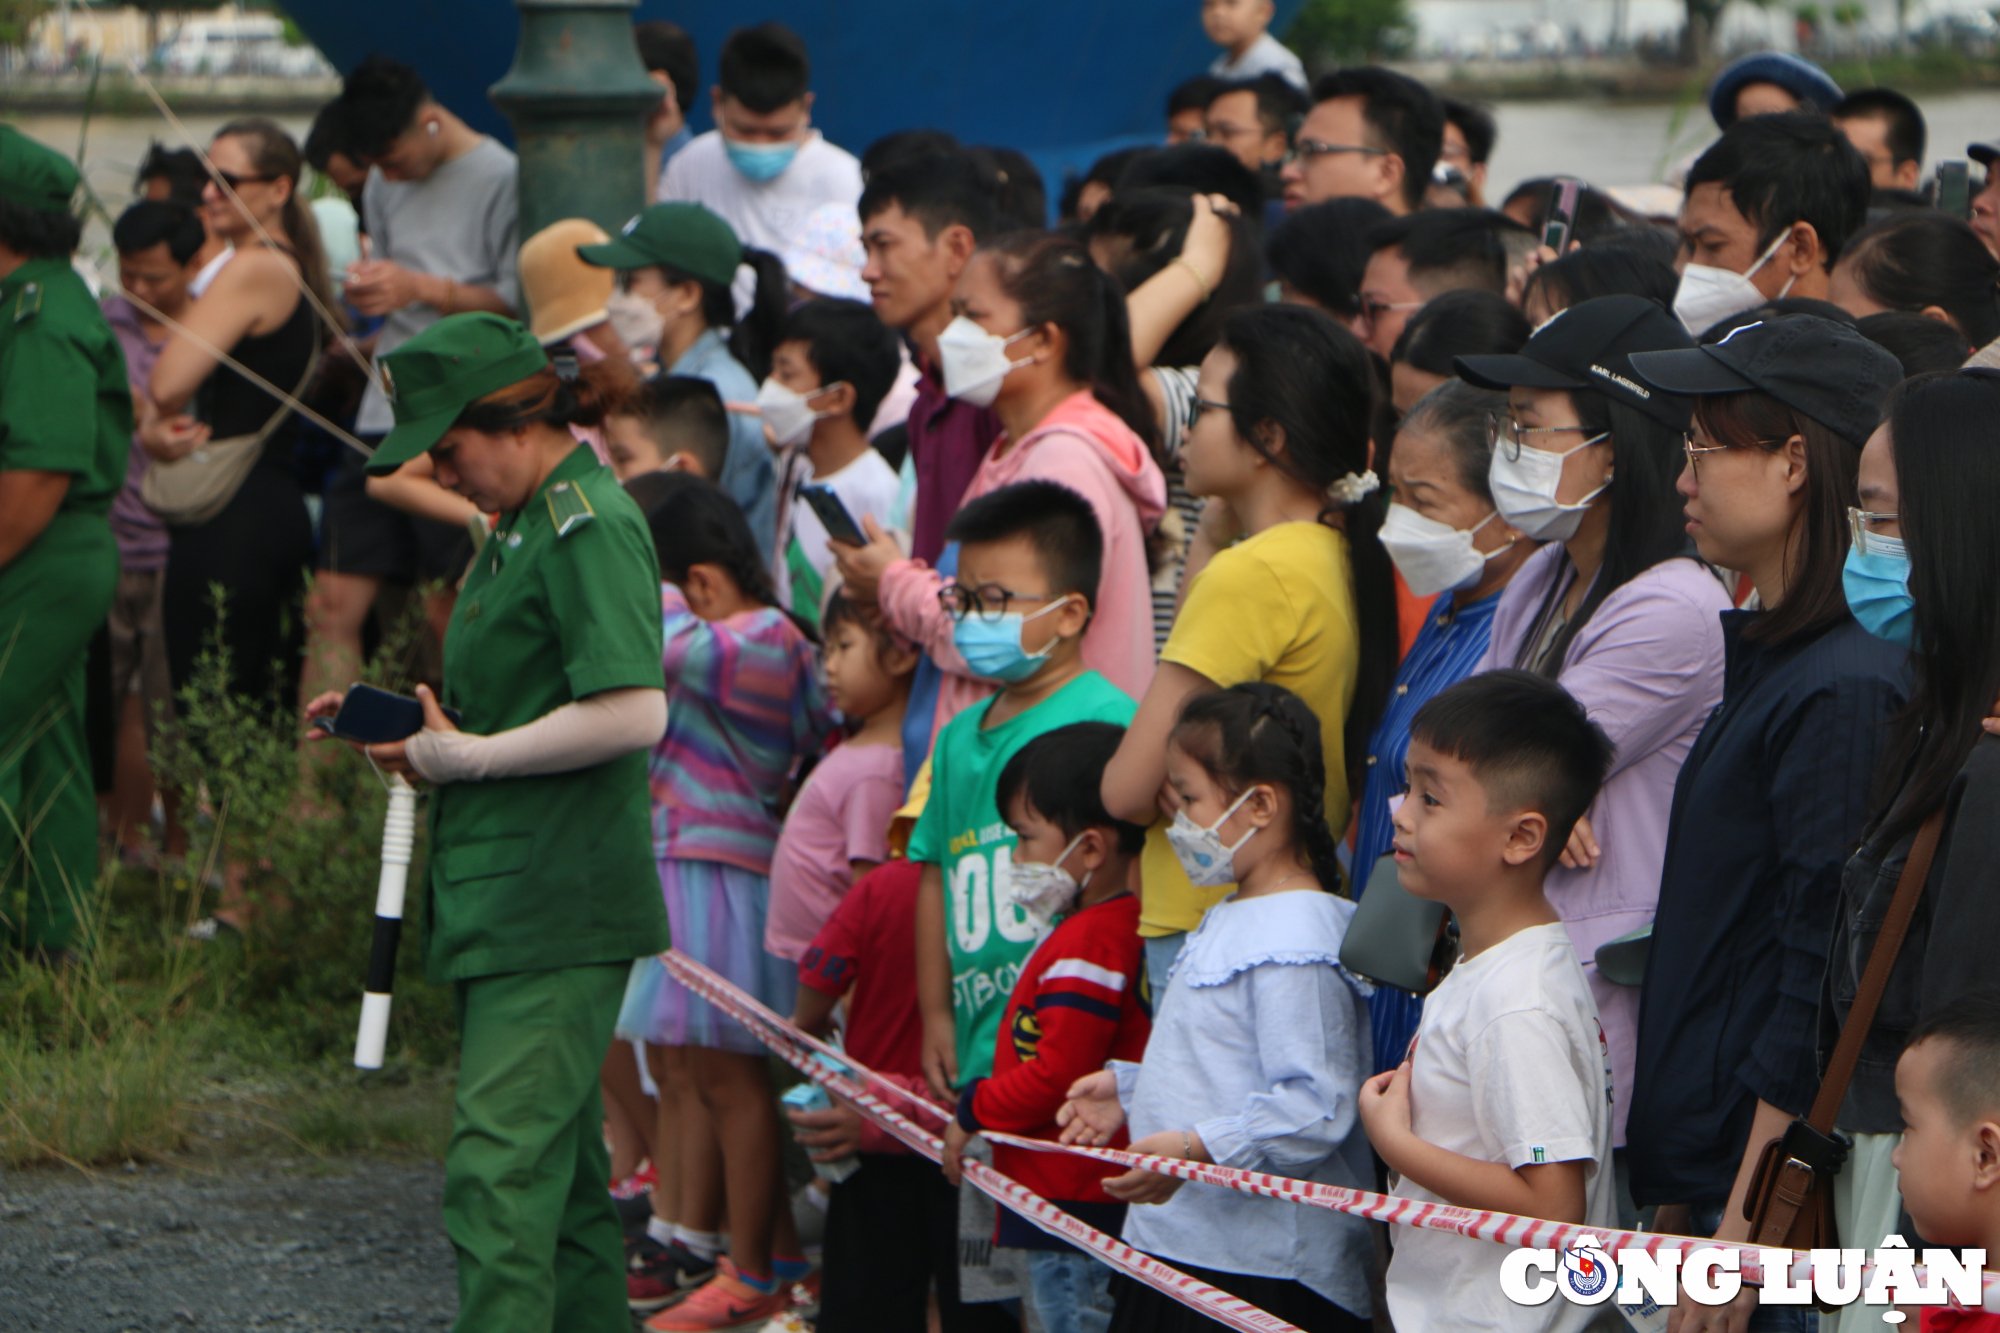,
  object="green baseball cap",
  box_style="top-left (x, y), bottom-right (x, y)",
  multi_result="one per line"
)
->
top-left (576, 202), bottom-right (743, 288)
top-left (366, 313), bottom-right (550, 475)
top-left (0, 125), bottom-right (80, 214)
